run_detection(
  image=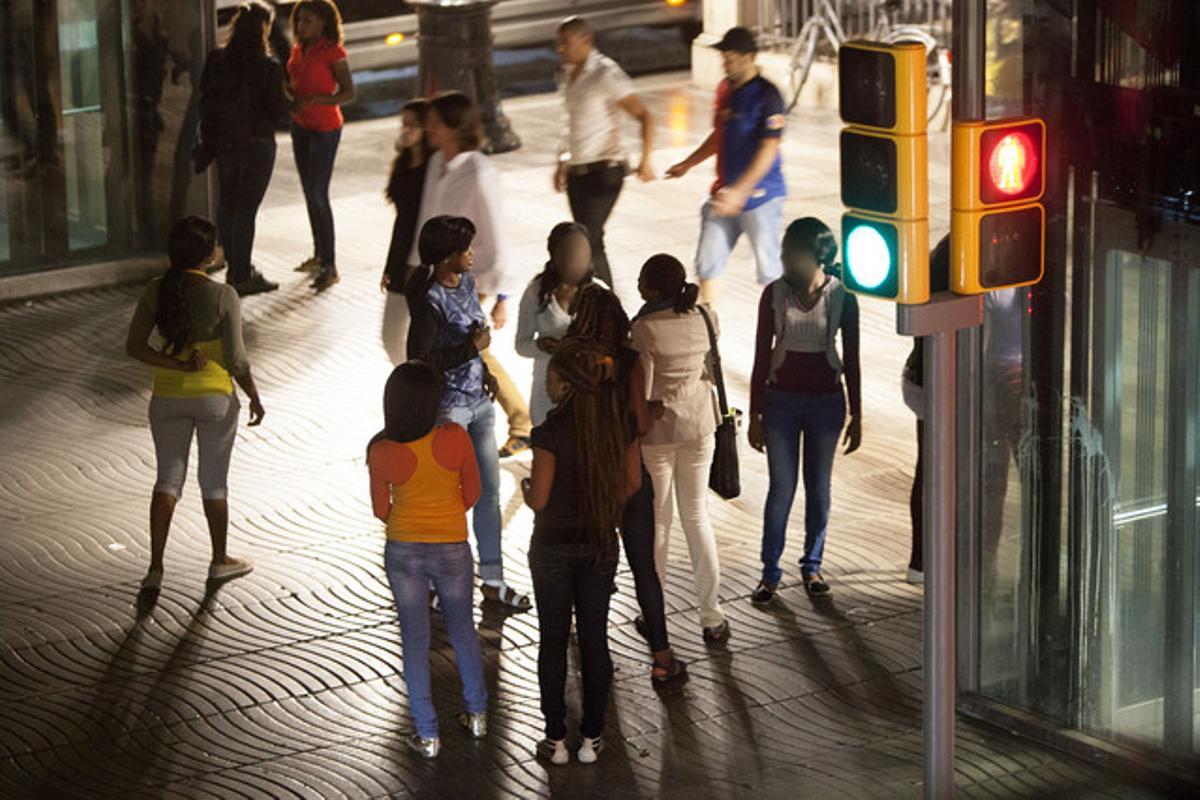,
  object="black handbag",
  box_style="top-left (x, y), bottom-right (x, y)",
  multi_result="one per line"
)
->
top-left (697, 305), bottom-right (741, 500)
